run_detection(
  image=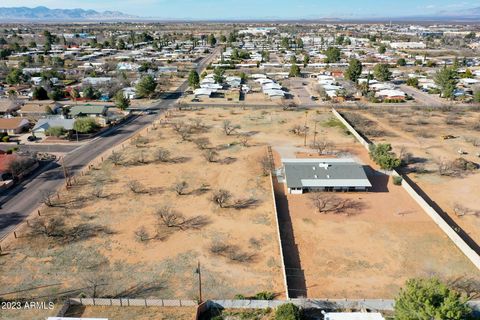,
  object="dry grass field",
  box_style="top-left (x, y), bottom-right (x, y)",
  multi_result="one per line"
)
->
top-left (338, 106), bottom-right (480, 246)
top-left (0, 107), bottom-right (297, 302)
top-left (0, 106), bottom-right (478, 303)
